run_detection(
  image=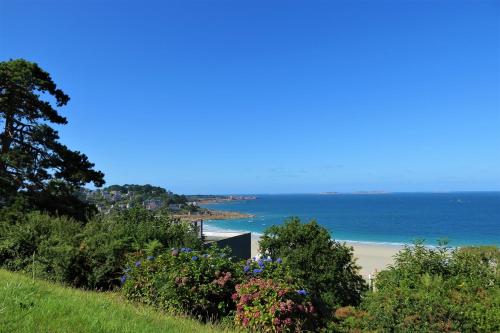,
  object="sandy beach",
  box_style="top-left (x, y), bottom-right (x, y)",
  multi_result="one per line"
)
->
top-left (250, 234), bottom-right (402, 278)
